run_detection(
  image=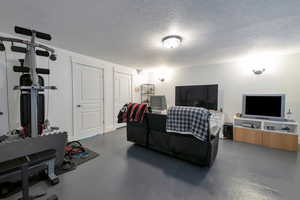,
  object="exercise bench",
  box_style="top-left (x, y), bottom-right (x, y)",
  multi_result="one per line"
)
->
top-left (0, 149), bottom-right (59, 200)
